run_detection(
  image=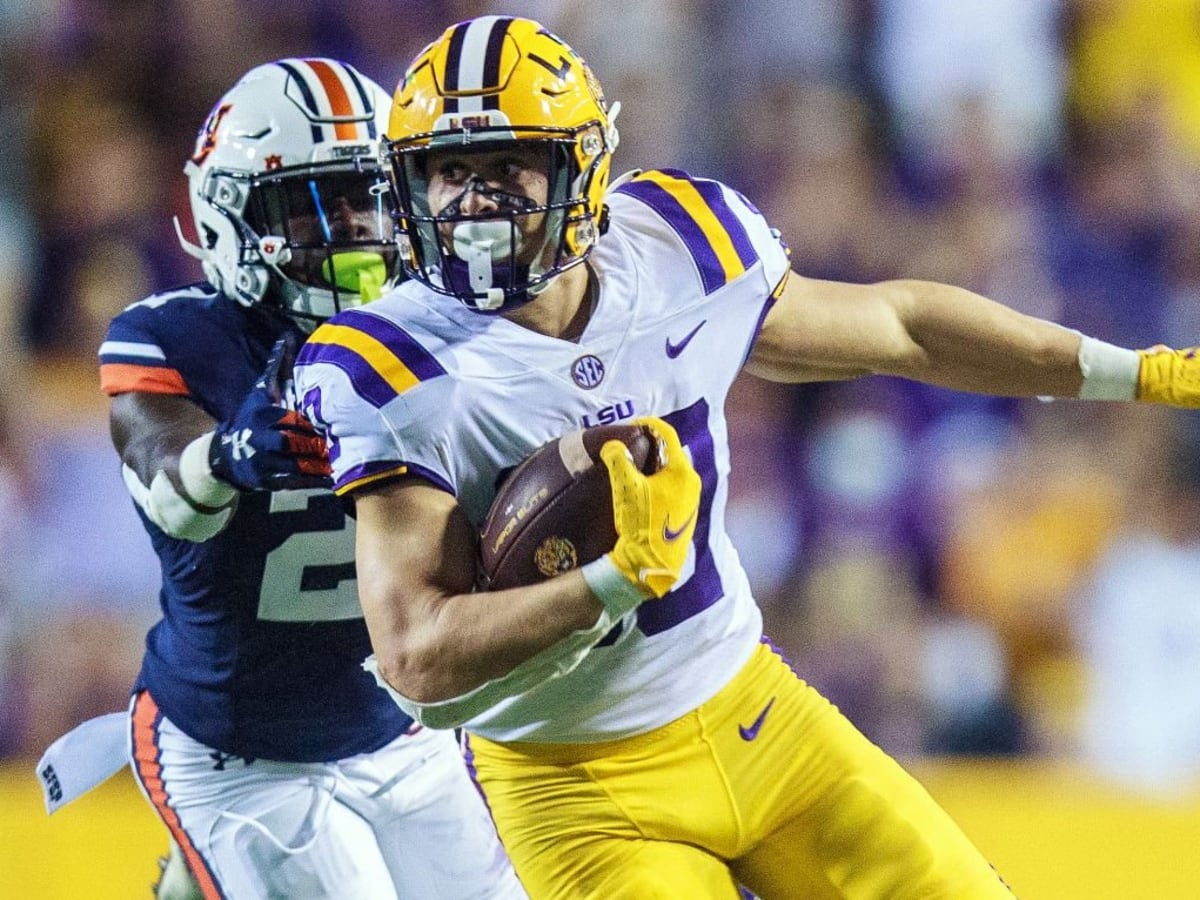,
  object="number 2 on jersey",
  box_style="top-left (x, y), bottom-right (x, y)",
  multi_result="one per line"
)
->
top-left (257, 489), bottom-right (361, 622)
